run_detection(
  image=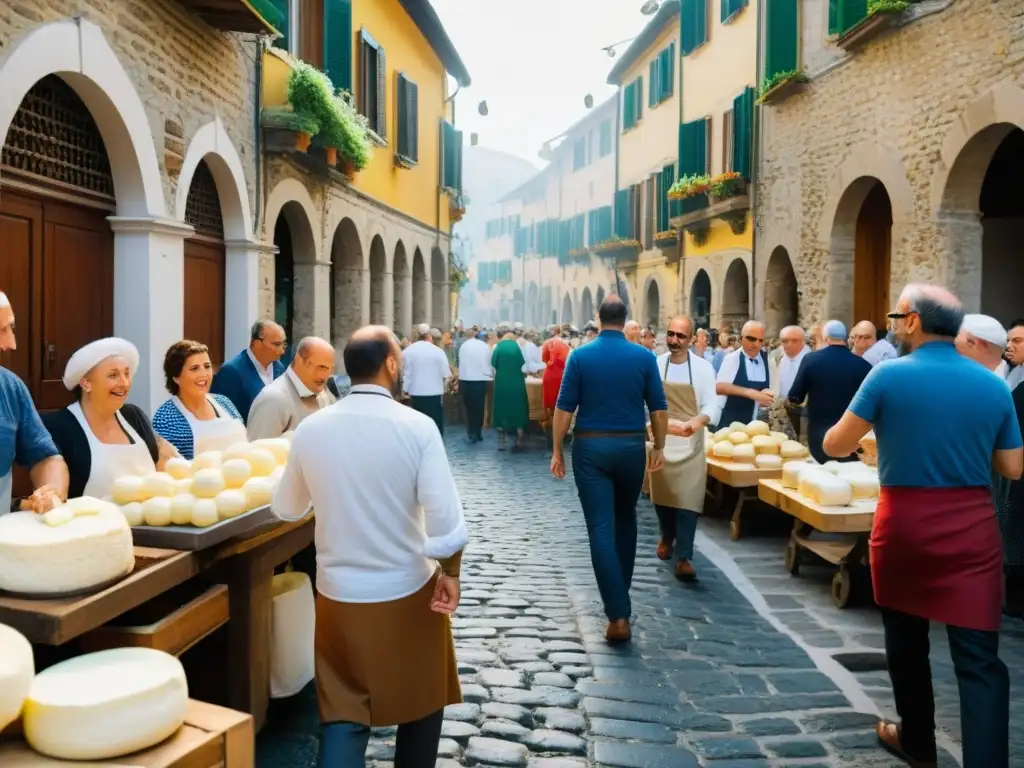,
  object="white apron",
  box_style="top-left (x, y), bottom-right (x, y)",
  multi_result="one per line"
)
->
top-left (0, 470), bottom-right (12, 517)
top-left (69, 402), bottom-right (156, 499)
top-left (645, 354), bottom-right (708, 512)
top-left (174, 395), bottom-right (248, 456)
